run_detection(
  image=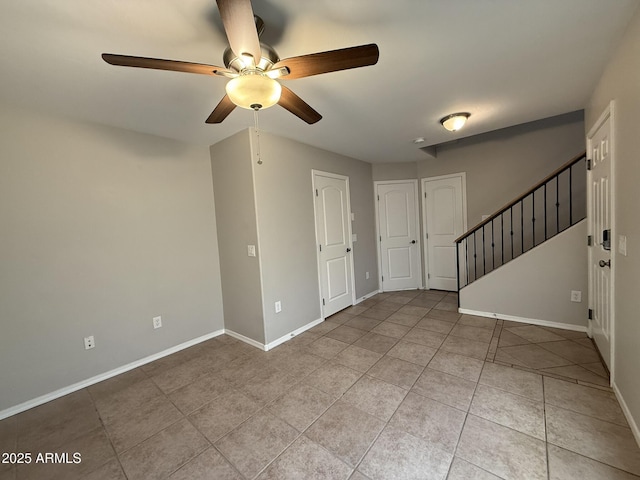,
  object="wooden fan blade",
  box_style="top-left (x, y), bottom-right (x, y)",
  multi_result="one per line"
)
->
top-left (102, 54), bottom-right (232, 76)
top-left (272, 44), bottom-right (379, 80)
top-left (206, 95), bottom-right (237, 123)
top-left (216, 0), bottom-right (262, 62)
top-left (278, 86), bottom-right (322, 124)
